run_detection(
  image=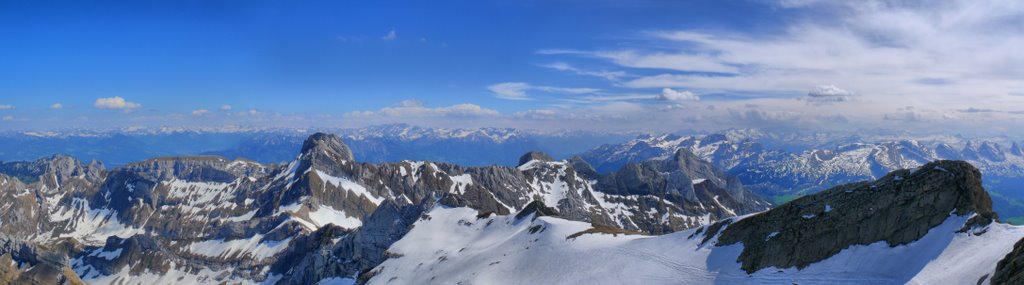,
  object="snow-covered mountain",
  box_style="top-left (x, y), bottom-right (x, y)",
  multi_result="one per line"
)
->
top-left (369, 161), bottom-right (1023, 285)
top-left (0, 124), bottom-right (632, 167)
top-left (0, 133), bottom-right (764, 284)
top-left (579, 132), bottom-right (1024, 218)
